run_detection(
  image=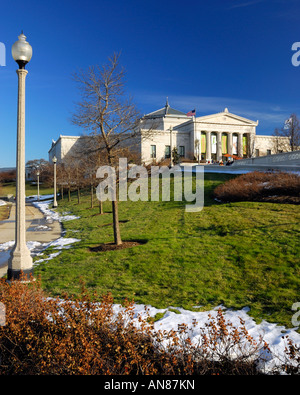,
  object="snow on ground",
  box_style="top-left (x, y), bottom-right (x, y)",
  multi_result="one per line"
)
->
top-left (0, 198), bottom-right (81, 266)
top-left (30, 224), bottom-right (52, 231)
top-left (27, 194), bottom-right (56, 201)
top-left (0, 200), bottom-right (7, 206)
top-left (111, 303), bottom-right (300, 373)
top-left (33, 237), bottom-right (81, 265)
top-left (0, 237), bottom-right (81, 265)
top-left (32, 199), bottom-right (80, 222)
